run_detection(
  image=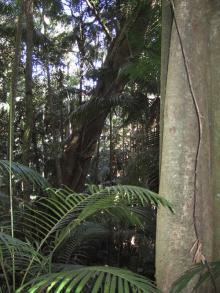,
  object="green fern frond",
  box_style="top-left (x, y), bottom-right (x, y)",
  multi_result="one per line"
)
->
top-left (87, 184), bottom-right (174, 212)
top-left (0, 160), bottom-right (49, 189)
top-left (22, 187), bottom-right (141, 252)
top-left (68, 95), bottom-right (122, 124)
top-left (170, 261), bottom-right (220, 292)
top-left (55, 221), bottom-right (109, 263)
top-left (0, 232), bottom-right (47, 276)
top-left (16, 184), bottom-right (172, 286)
top-left (17, 265), bottom-right (160, 293)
